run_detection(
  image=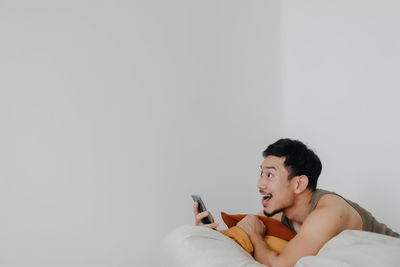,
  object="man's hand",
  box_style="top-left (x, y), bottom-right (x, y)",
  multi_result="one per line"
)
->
top-left (193, 201), bottom-right (219, 229)
top-left (237, 215), bottom-right (266, 241)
